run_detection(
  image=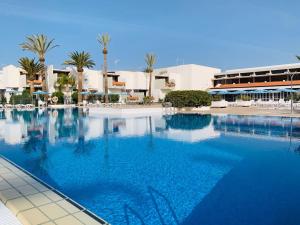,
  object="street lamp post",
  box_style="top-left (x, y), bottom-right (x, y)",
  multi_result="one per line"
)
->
top-left (290, 73), bottom-right (295, 114)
